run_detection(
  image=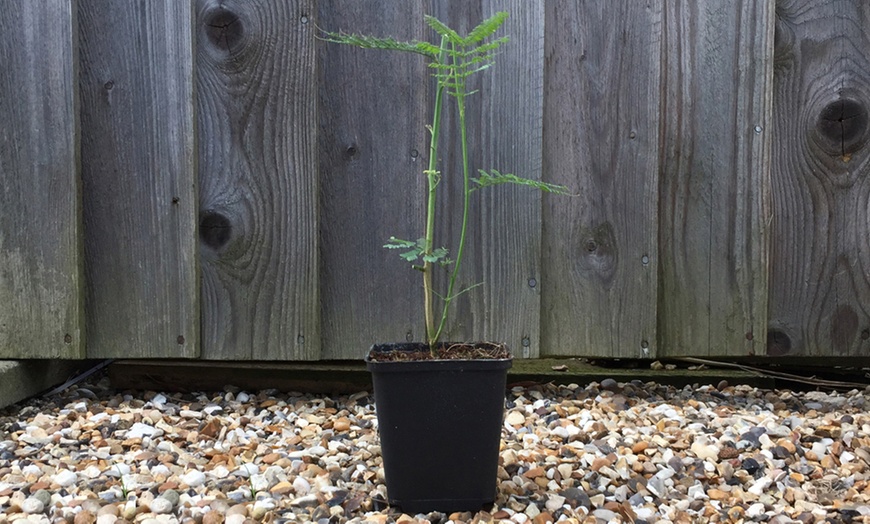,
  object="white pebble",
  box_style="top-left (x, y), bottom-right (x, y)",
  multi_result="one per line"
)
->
top-left (690, 439), bottom-right (719, 462)
top-left (748, 477), bottom-right (772, 495)
top-left (687, 483), bottom-right (707, 500)
top-left (236, 392), bottom-right (251, 403)
top-left (22, 464), bottom-right (42, 477)
top-left (96, 515), bottom-right (117, 524)
top-left (593, 509), bottom-right (618, 521)
top-left (181, 469), bottom-right (206, 487)
top-left (250, 474), bottom-right (269, 492)
top-left (22, 497), bottom-right (45, 514)
top-left (234, 463), bottom-right (258, 478)
top-left (82, 465), bottom-right (101, 479)
top-left (293, 476), bottom-right (311, 495)
top-left (226, 515), bottom-right (246, 524)
top-left (104, 464), bottom-right (131, 477)
top-left (545, 494), bottom-right (565, 512)
top-left (150, 394), bottom-right (167, 406)
top-left (210, 465), bottom-right (230, 479)
top-left (203, 404), bottom-right (223, 415)
top-left (149, 497), bottom-right (173, 514)
top-left (125, 422), bottom-right (158, 439)
top-left (53, 469), bottom-right (77, 487)
top-left (746, 502), bottom-right (766, 518)
top-left (506, 411), bottom-right (525, 426)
